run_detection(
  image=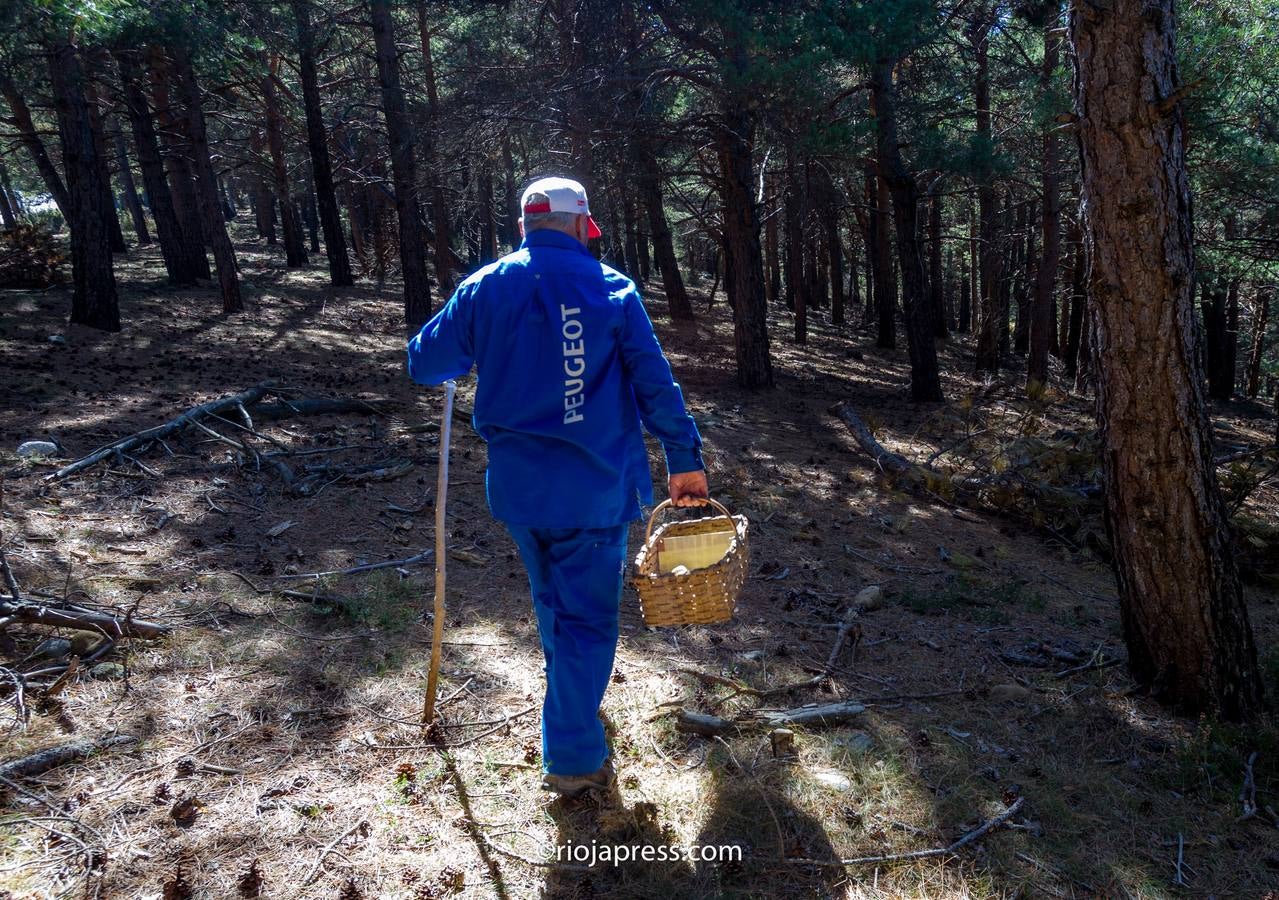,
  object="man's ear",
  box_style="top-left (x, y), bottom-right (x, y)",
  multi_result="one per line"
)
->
top-left (518, 217), bottom-right (525, 238)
